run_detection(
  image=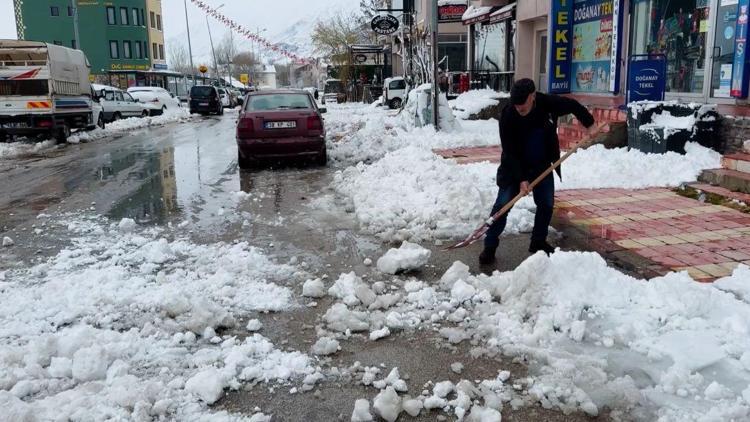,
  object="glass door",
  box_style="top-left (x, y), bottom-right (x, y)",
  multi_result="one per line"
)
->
top-left (710, 0), bottom-right (738, 98)
top-left (537, 31), bottom-right (548, 93)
